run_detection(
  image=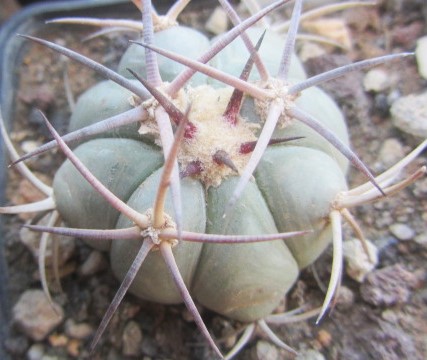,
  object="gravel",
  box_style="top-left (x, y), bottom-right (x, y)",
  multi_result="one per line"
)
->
top-left (12, 289), bottom-right (64, 342)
